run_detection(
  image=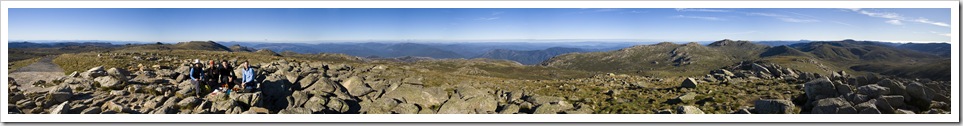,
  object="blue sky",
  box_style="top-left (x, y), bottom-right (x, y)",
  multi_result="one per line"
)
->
top-left (8, 8), bottom-right (951, 43)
